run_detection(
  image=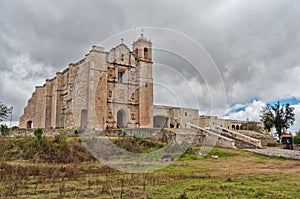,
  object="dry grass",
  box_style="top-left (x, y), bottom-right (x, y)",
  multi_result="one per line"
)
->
top-left (1, 138), bottom-right (300, 198)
